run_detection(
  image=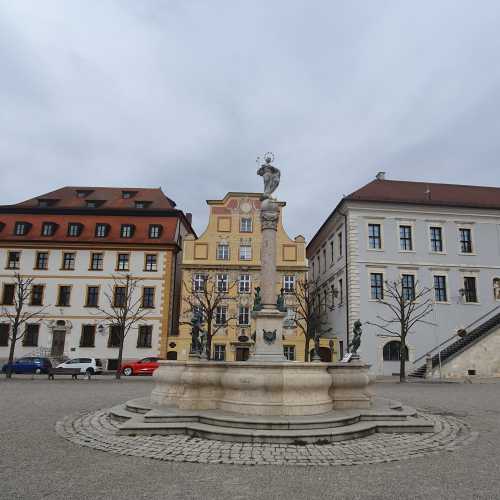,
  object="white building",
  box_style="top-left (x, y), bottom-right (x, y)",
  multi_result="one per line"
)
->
top-left (307, 174), bottom-right (500, 377)
top-left (0, 186), bottom-right (194, 370)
